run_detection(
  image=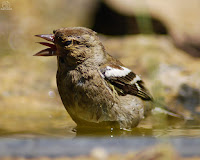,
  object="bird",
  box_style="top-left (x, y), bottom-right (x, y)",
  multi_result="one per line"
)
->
top-left (34, 27), bottom-right (155, 130)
